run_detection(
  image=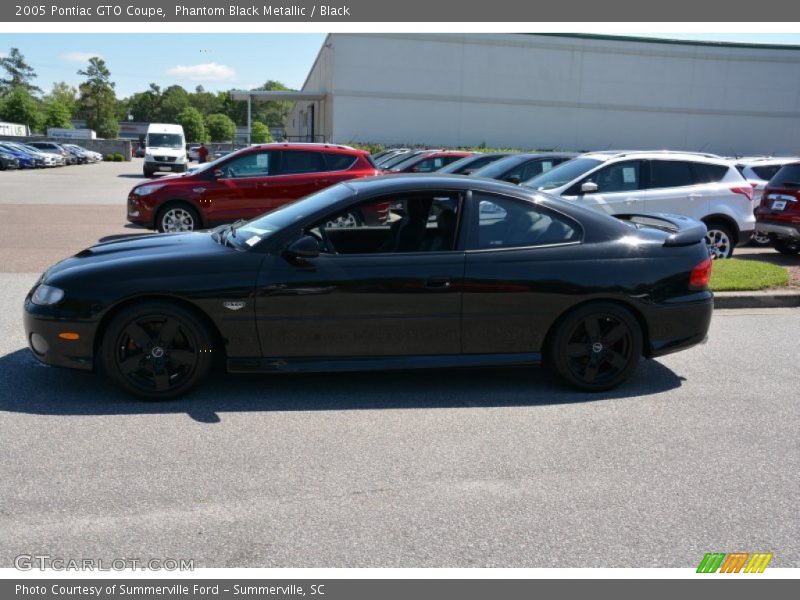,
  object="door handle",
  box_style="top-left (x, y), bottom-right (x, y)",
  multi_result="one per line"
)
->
top-left (425, 278), bottom-right (451, 290)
